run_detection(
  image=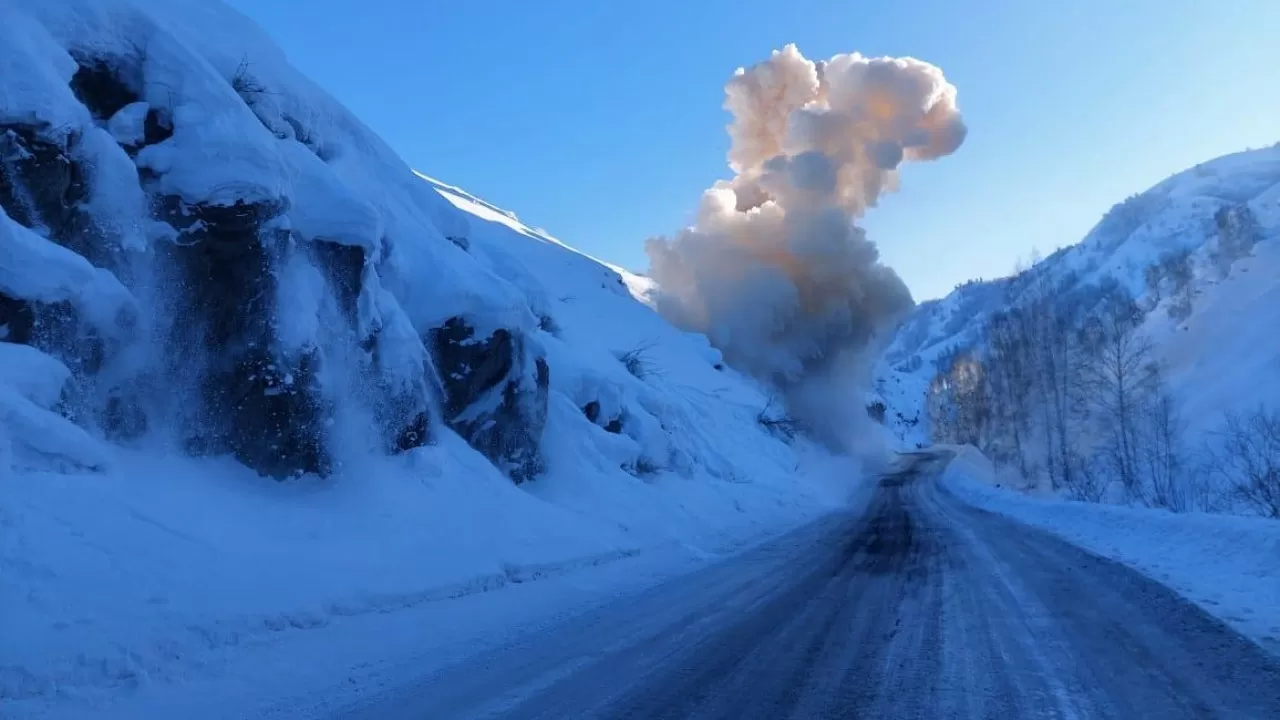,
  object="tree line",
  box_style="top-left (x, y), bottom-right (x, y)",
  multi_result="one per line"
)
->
top-left (927, 203), bottom-right (1277, 517)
